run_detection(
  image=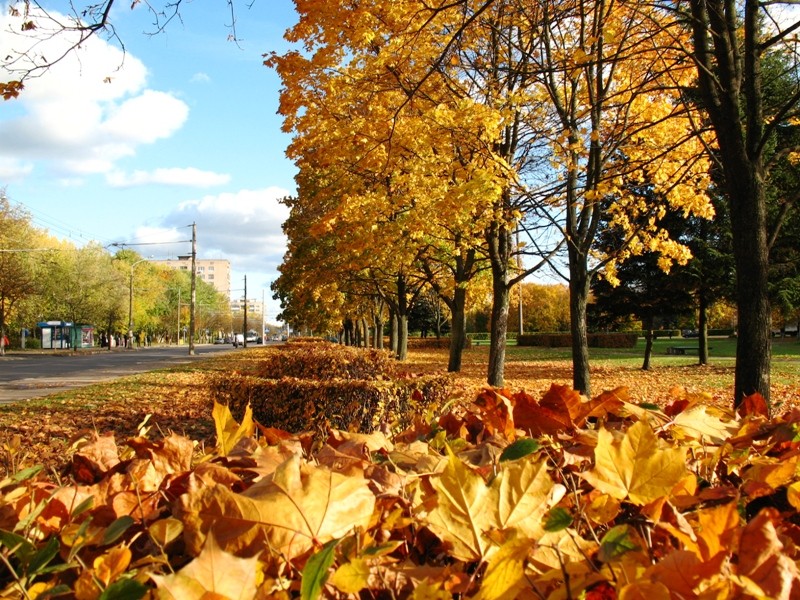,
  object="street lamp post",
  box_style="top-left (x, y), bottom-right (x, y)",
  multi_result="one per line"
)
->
top-left (129, 257), bottom-right (153, 341)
